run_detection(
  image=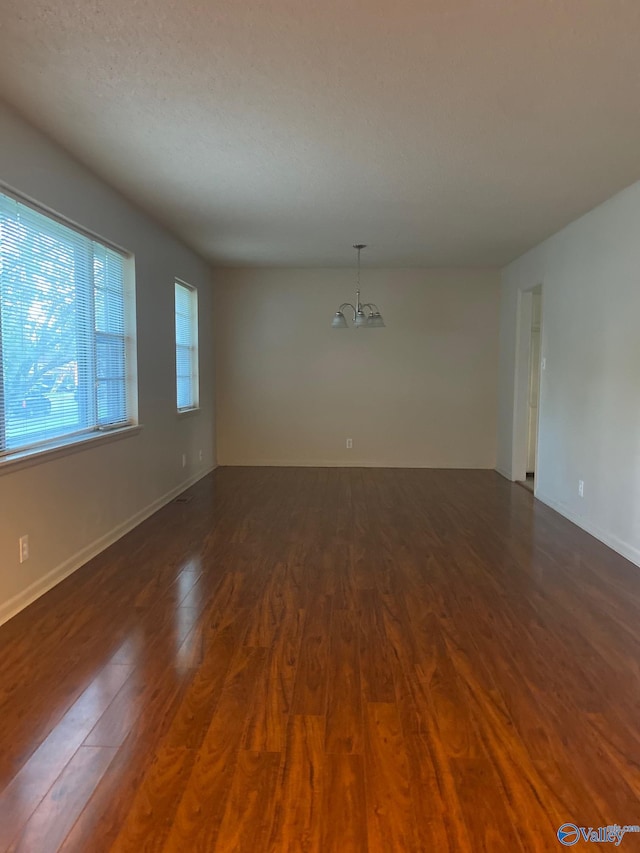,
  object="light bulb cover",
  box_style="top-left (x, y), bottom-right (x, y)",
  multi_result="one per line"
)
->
top-left (367, 312), bottom-right (385, 328)
top-left (331, 311), bottom-right (348, 328)
top-left (354, 310), bottom-right (369, 328)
